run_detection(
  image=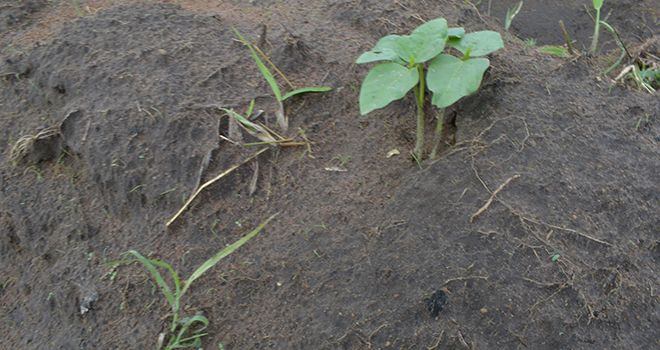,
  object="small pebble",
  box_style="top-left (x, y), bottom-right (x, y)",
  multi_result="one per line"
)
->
top-left (480, 307), bottom-right (488, 314)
